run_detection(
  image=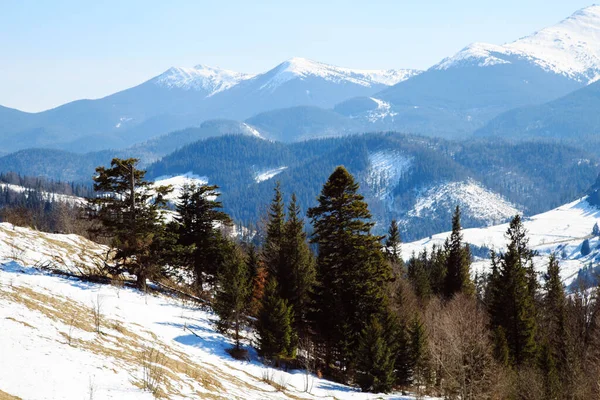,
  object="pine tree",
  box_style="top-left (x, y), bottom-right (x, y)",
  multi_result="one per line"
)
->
top-left (175, 183), bottom-right (231, 291)
top-left (444, 206), bottom-right (474, 298)
top-left (384, 219), bottom-right (403, 266)
top-left (280, 194), bottom-right (315, 337)
top-left (488, 215), bottom-right (538, 366)
top-left (356, 317), bottom-right (395, 393)
top-left (539, 341), bottom-right (560, 400)
top-left (307, 166), bottom-right (392, 371)
top-left (593, 222), bottom-right (600, 237)
top-left (257, 277), bottom-right (296, 362)
top-left (88, 158), bottom-right (172, 290)
top-left (214, 242), bottom-right (251, 350)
